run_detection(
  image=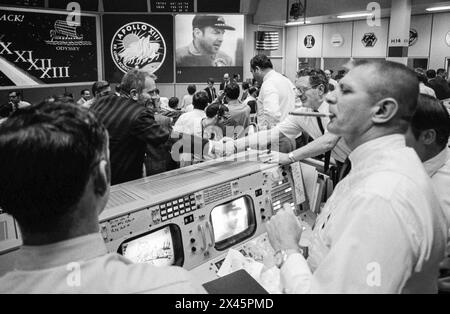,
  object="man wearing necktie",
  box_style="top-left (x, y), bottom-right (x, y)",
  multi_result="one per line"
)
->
top-left (266, 60), bottom-right (447, 293)
top-left (204, 78), bottom-right (217, 103)
top-left (249, 68), bottom-right (351, 169)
